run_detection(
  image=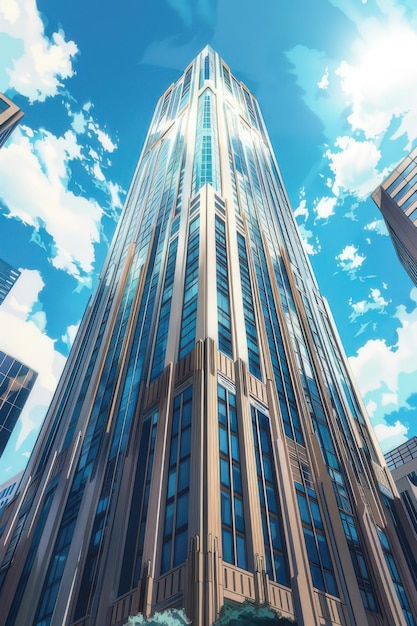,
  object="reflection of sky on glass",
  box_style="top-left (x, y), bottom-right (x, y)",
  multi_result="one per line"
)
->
top-left (1, 0), bottom-right (417, 480)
